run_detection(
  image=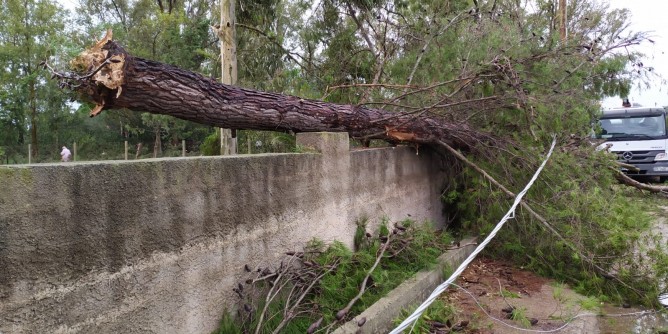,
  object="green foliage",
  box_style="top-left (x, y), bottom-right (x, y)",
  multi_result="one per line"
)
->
top-left (378, 219), bottom-right (390, 237)
top-left (199, 130), bottom-right (220, 156)
top-left (353, 217), bottom-right (369, 251)
top-left (217, 220), bottom-right (455, 332)
top-left (0, 0), bottom-right (221, 162)
top-left (213, 311), bottom-right (243, 334)
top-left (510, 307), bottom-right (531, 328)
top-left (579, 296), bottom-right (601, 311)
top-left (394, 299), bottom-right (457, 334)
top-left (0, 0), bottom-right (71, 161)
top-left (501, 289), bottom-right (520, 299)
top-left (551, 282), bottom-right (567, 303)
top-left (305, 223), bottom-right (448, 329)
top-left (451, 146), bottom-right (666, 306)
